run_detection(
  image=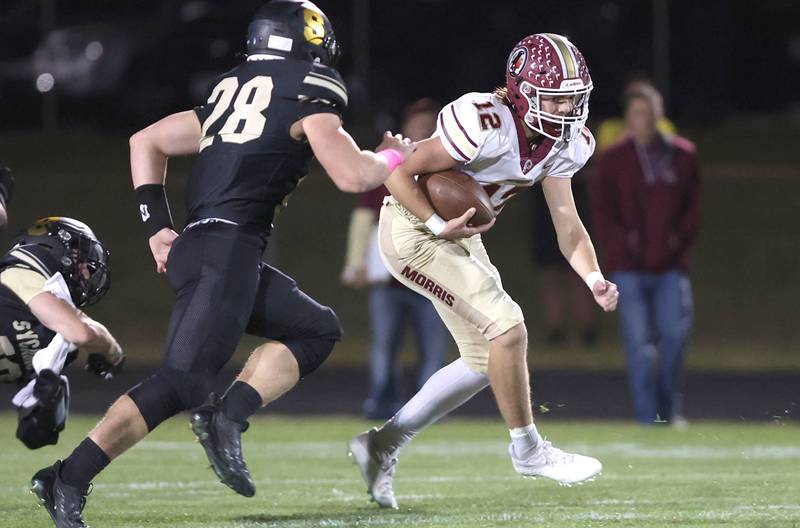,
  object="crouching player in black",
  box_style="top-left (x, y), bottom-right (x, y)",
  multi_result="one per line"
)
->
top-left (32, 2), bottom-right (413, 526)
top-left (0, 217), bottom-right (123, 450)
